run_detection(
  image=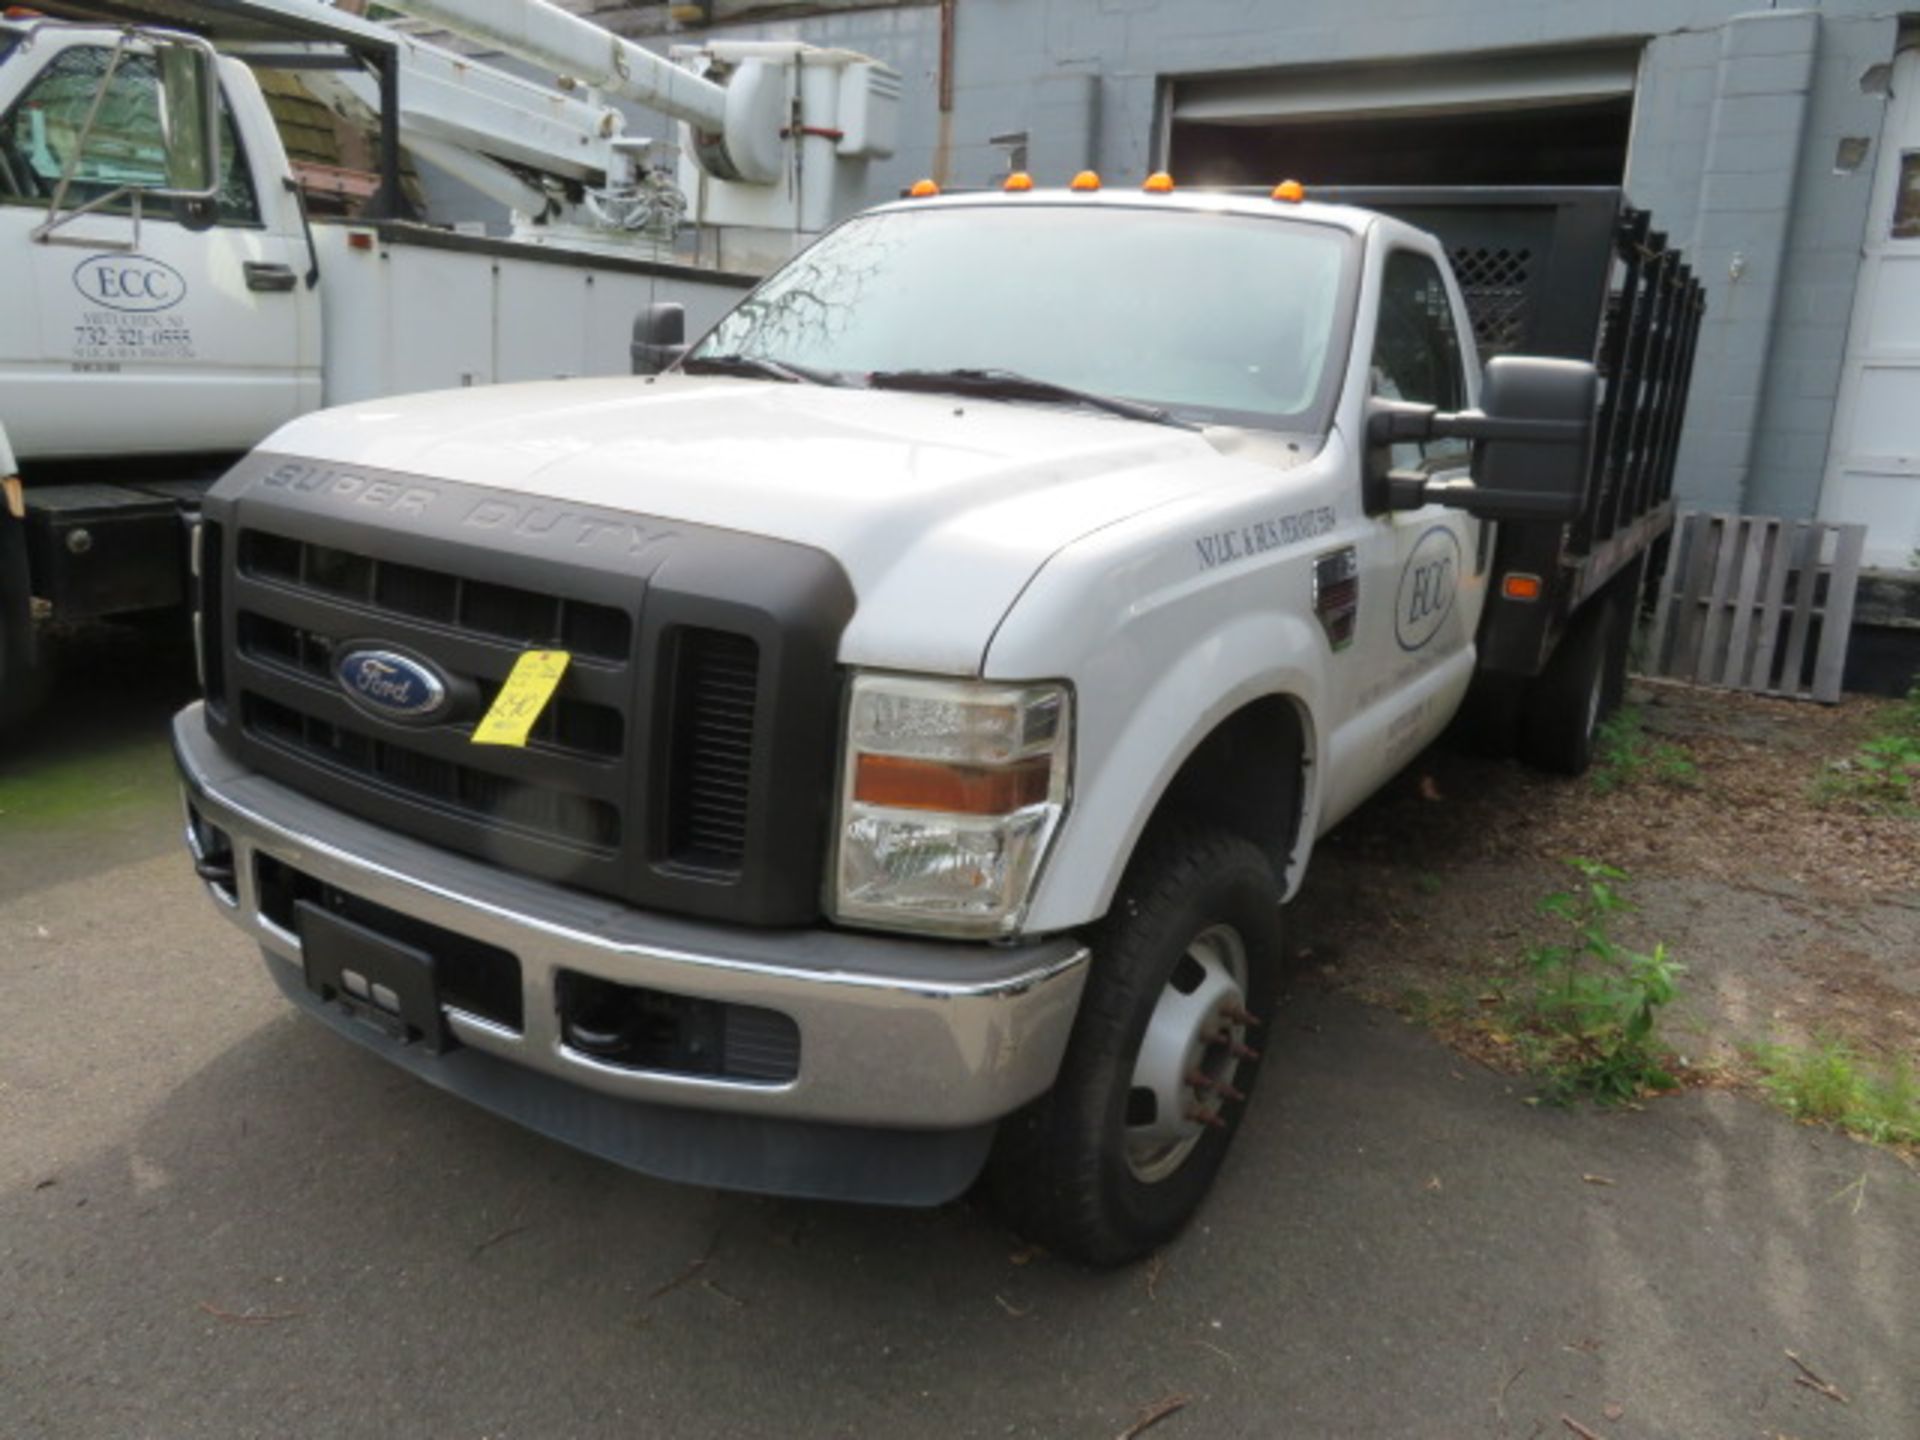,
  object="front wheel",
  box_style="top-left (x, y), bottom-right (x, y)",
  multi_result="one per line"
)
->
top-left (988, 828), bottom-right (1283, 1266)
